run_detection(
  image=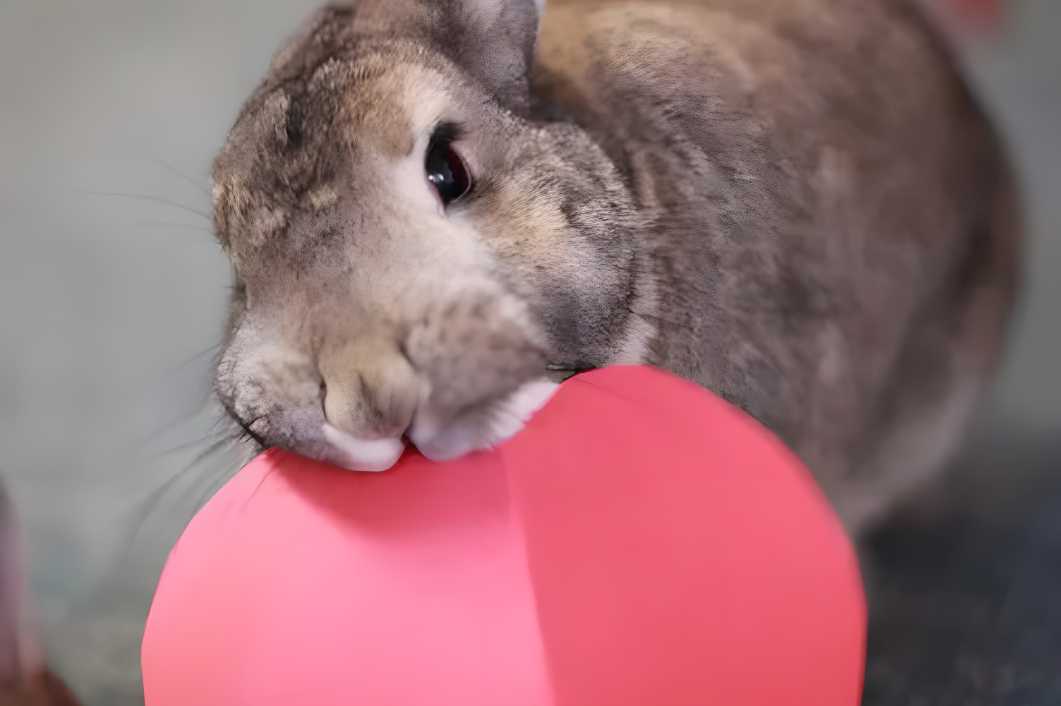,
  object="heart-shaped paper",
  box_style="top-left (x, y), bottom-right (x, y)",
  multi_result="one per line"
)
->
top-left (142, 366), bottom-right (865, 706)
